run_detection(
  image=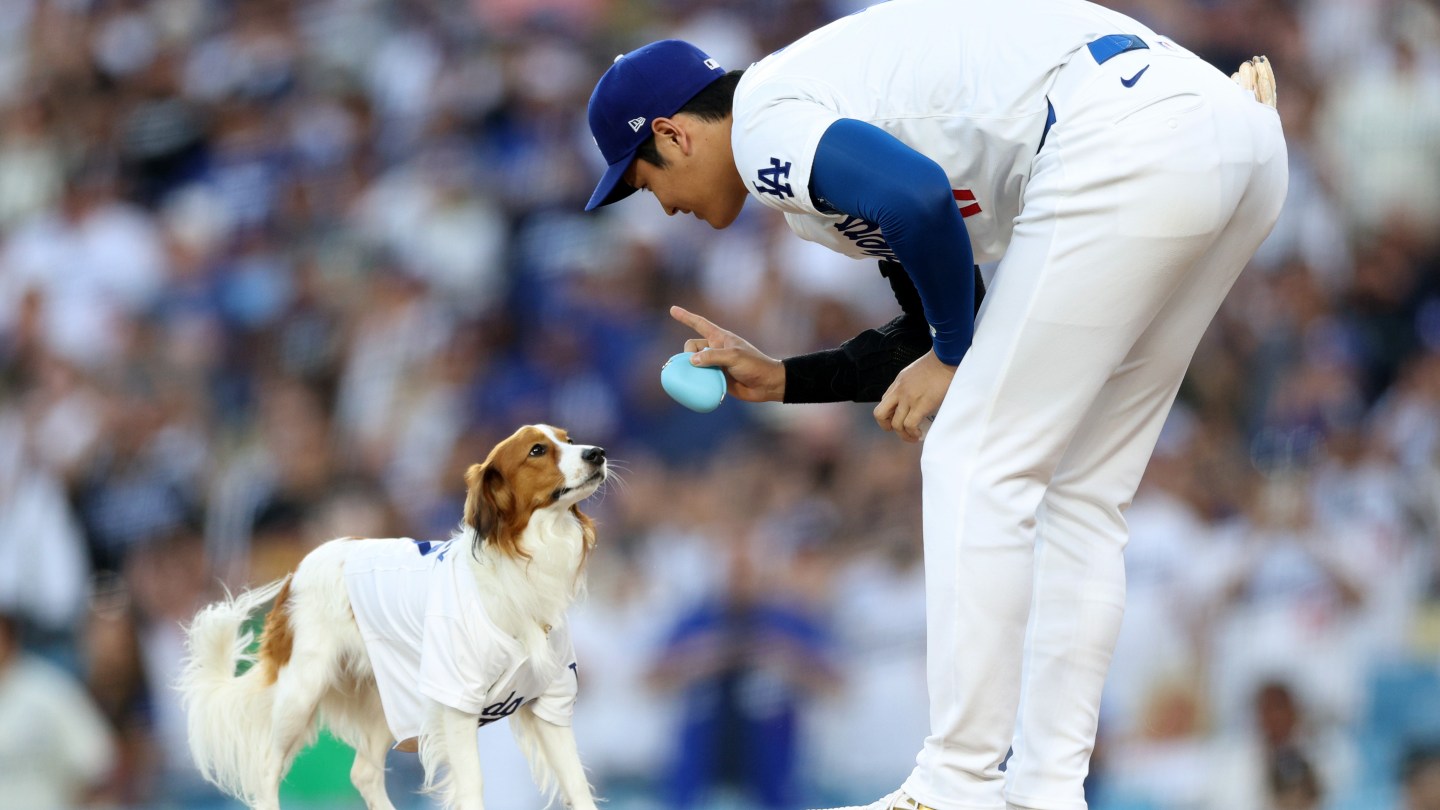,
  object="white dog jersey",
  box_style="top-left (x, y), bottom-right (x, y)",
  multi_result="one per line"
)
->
top-left (730, 0), bottom-right (1163, 264)
top-left (341, 538), bottom-right (578, 744)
